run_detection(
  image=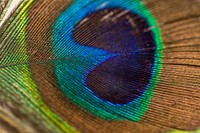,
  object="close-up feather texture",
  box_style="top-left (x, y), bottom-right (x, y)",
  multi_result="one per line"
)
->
top-left (0, 0), bottom-right (200, 133)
